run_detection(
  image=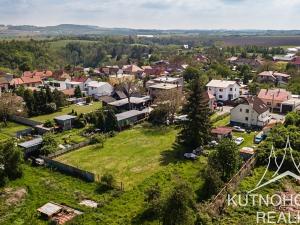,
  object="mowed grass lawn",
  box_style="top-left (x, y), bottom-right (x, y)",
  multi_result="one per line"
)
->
top-left (31, 102), bottom-right (102, 122)
top-left (57, 124), bottom-right (178, 188)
